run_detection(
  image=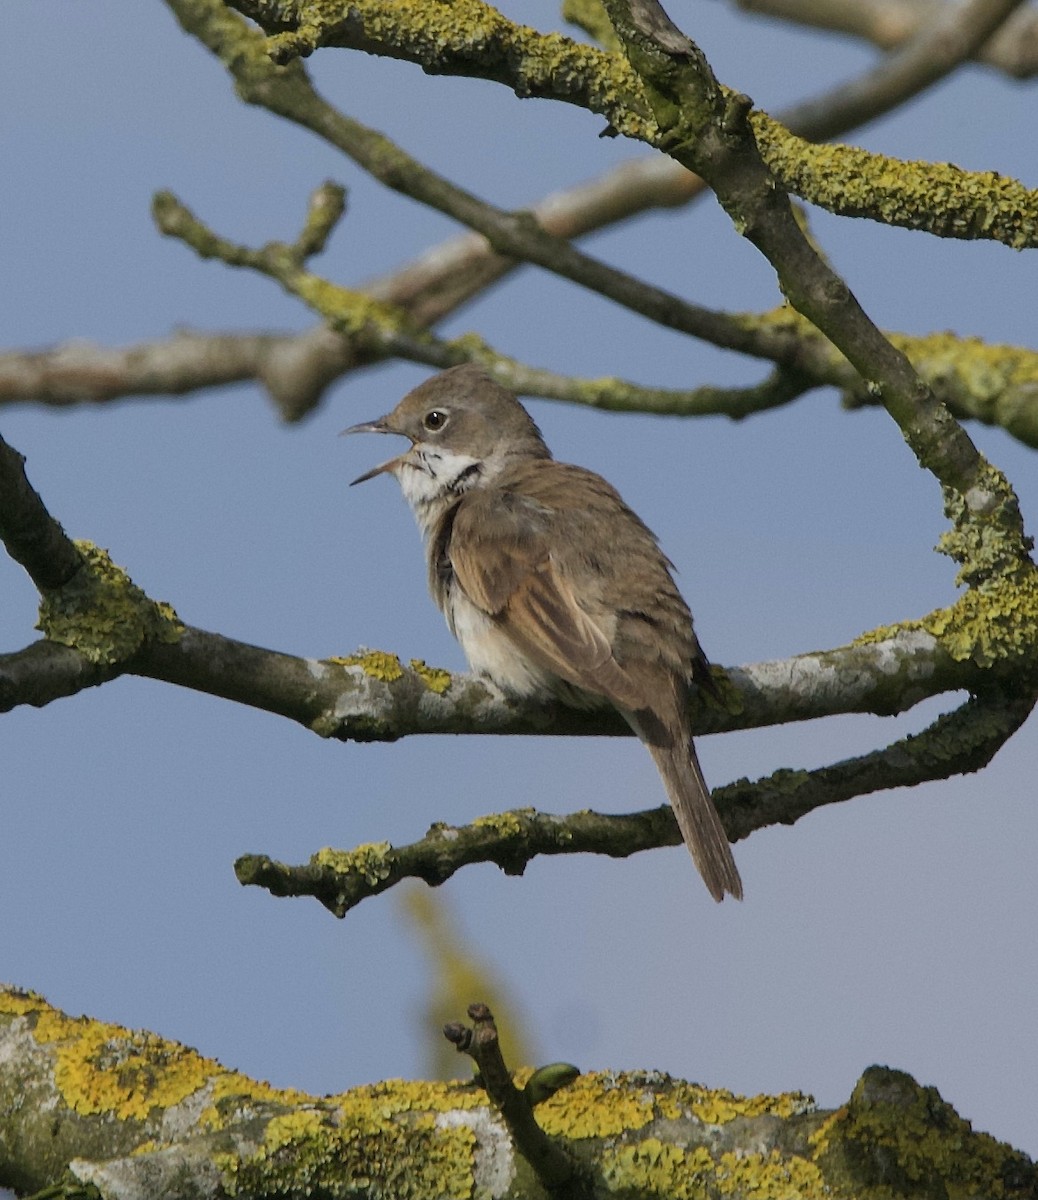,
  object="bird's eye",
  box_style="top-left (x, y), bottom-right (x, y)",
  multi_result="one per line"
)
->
top-left (423, 409), bottom-right (448, 431)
